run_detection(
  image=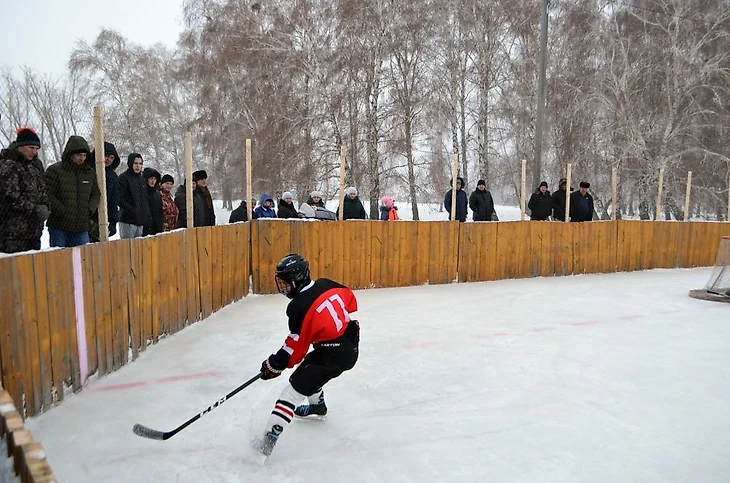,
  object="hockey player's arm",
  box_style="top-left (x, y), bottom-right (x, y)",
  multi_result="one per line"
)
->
top-left (269, 307), bottom-right (309, 370)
